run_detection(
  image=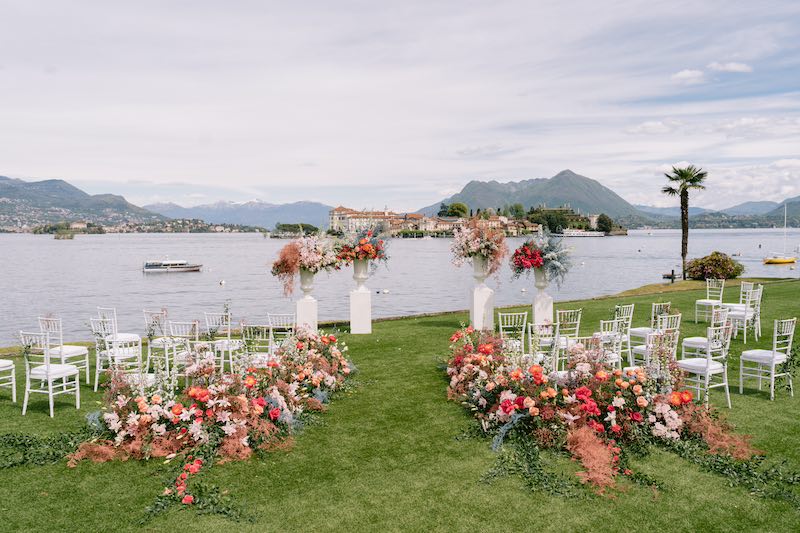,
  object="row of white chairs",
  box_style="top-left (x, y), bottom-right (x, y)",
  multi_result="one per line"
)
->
top-left (0, 307), bottom-right (299, 417)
